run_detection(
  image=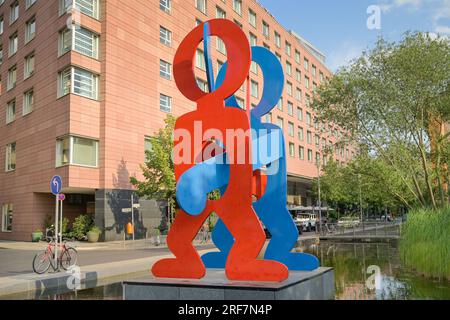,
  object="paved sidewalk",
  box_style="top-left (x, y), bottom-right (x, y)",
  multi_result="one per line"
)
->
top-left (0, 247), bottom-right (216, 299)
